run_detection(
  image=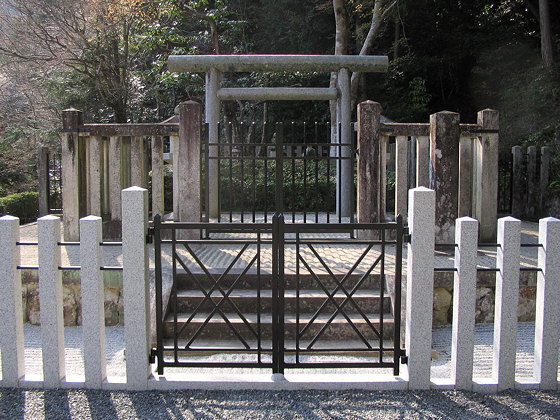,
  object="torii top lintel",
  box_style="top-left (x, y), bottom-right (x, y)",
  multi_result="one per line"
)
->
top-left (168, 54), bottom-right (389, 73)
